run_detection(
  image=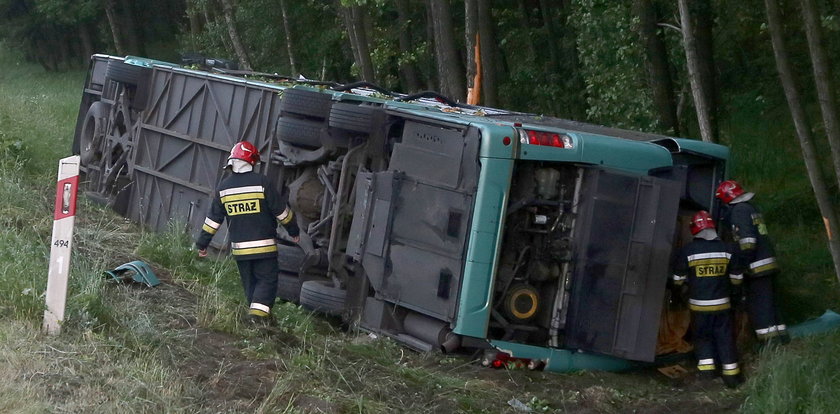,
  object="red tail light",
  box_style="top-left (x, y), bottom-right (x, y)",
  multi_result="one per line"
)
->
top-left (519, 129), bottom-right (573, 149)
